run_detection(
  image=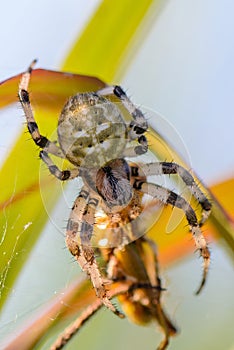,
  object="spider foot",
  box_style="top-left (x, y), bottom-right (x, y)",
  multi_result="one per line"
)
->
top-left (27, 58), bottom-right (37, 72)
top-left (68, 238), bottom-right (125, 318)
top-left (95, 283), bottom-right (125, 318)
top-left (195, 246), bottom-right (210, 295)
top-left (19, 59), bottom-right (37, 92)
